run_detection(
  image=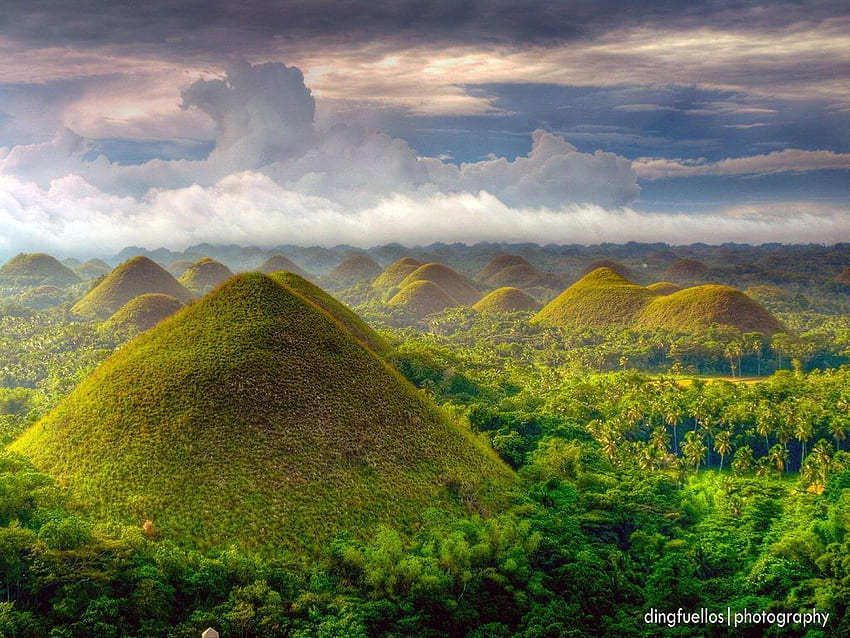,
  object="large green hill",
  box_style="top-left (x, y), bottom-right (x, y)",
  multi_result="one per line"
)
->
top-left (388, 280), bottom-right (460, 318)
top-left (12, 273), bottom-right (513, 554)
top-left (72, 256), bottom-right (193, 318)
top-left (0, 253), bottom-right (81, 292)
top-left (399, 263), bottom-right (482, 305)
top-left (102, 293), bottom-right (185, 336)
top-left (178, 257), bottom-right (234, 295)
top-left (372, 257), bottom-right (424, 293)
